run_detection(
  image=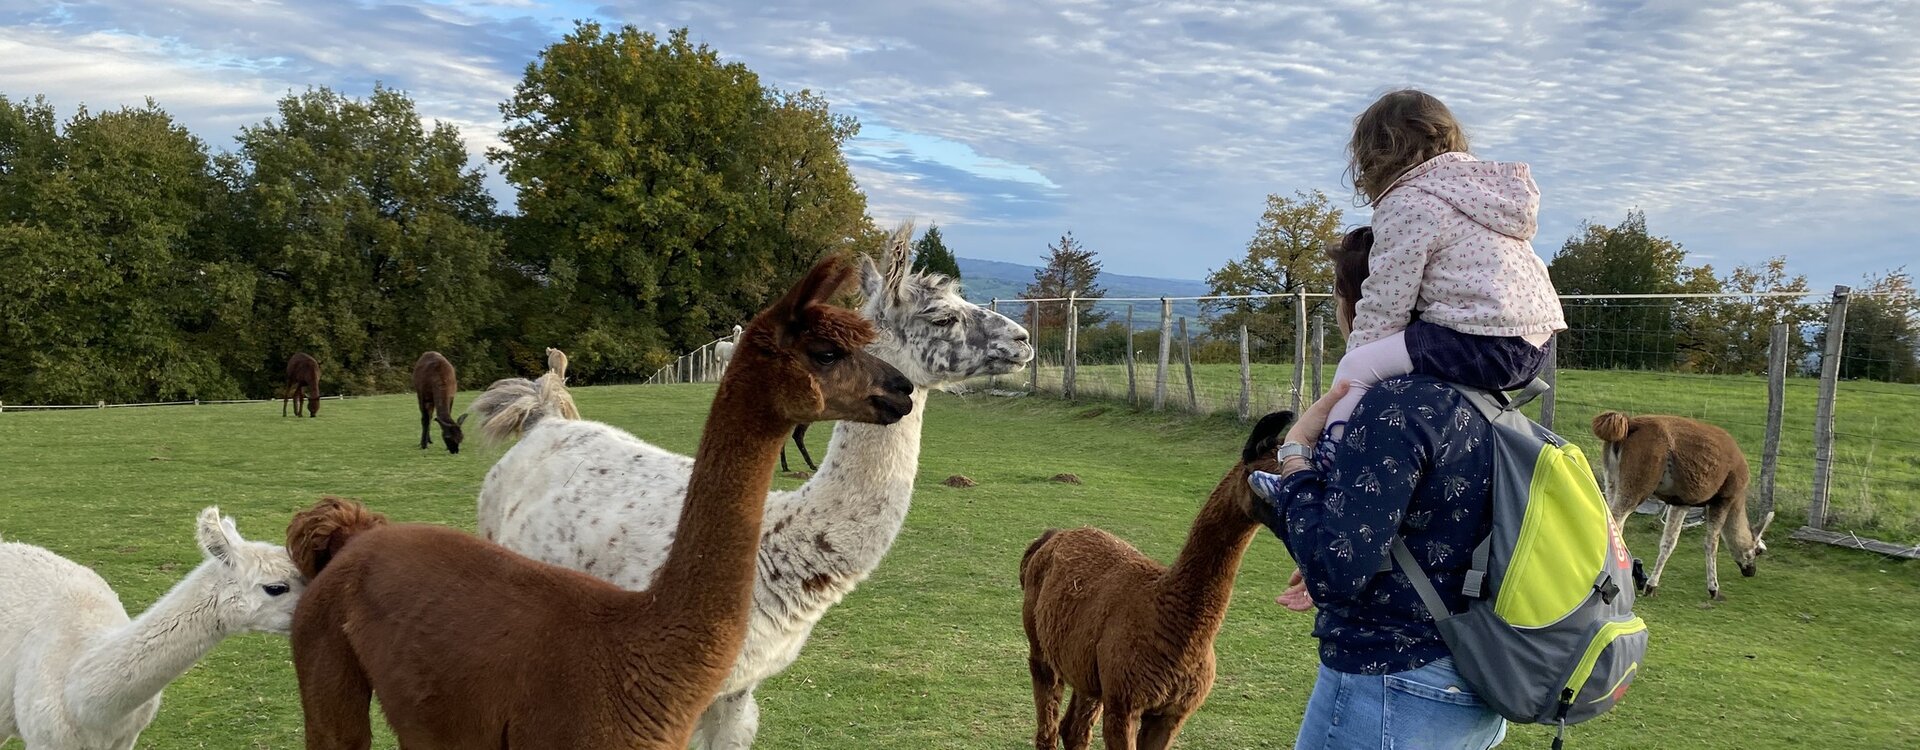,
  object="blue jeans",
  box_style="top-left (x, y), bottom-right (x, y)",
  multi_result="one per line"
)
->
top-left (1295, 657), bottom-right (1508, 750)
